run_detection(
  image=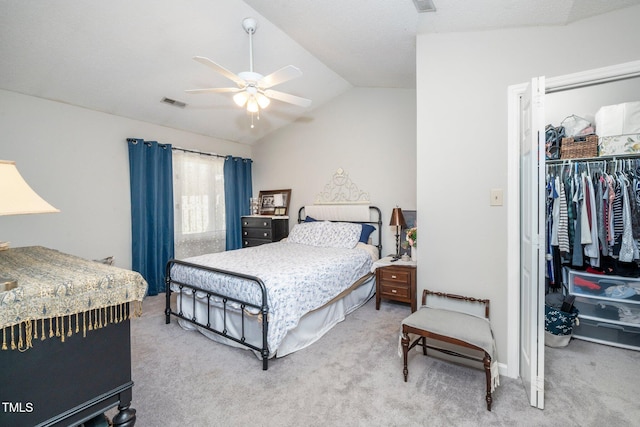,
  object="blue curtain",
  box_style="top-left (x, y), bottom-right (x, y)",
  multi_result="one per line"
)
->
top-left (224, 156), bottom-right (253, 250)
top-left (127, 138), bottom-right (174, 296)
